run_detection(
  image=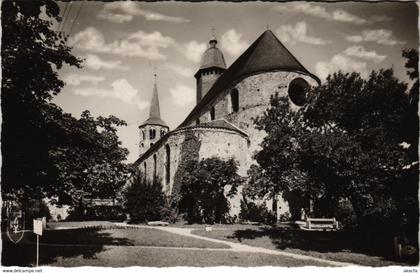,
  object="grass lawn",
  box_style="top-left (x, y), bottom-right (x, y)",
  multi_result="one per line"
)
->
top-left (2, 226), bottom-right (229, 266)
top-left (192, 224), bottom-right (415, 267)
top-left (47, 246), bottom-right (331, 267)
top-left (47, 221), bottom-right (116, 229)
